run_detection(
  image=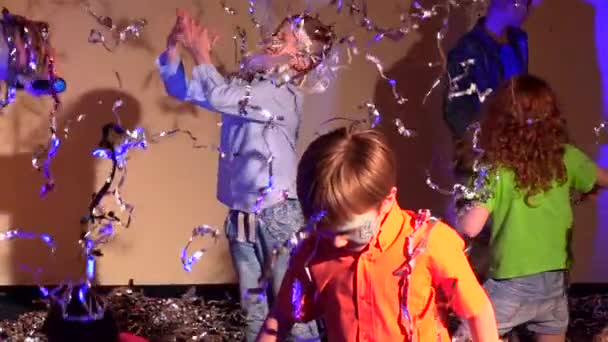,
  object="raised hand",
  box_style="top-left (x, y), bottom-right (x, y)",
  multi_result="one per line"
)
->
top-left (166, 14), bottom-right (182, 50)
top-left (164, 11), bottom-right (185, 63)
top-left (176, 9), bottom-right (218, 65)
